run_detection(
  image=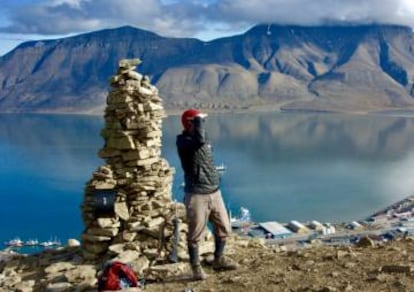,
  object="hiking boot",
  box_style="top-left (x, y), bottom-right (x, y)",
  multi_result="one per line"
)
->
top-left (191, 264), bottom-right (208, 280)
top-left (213, 256), bottom-right (239, 271)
